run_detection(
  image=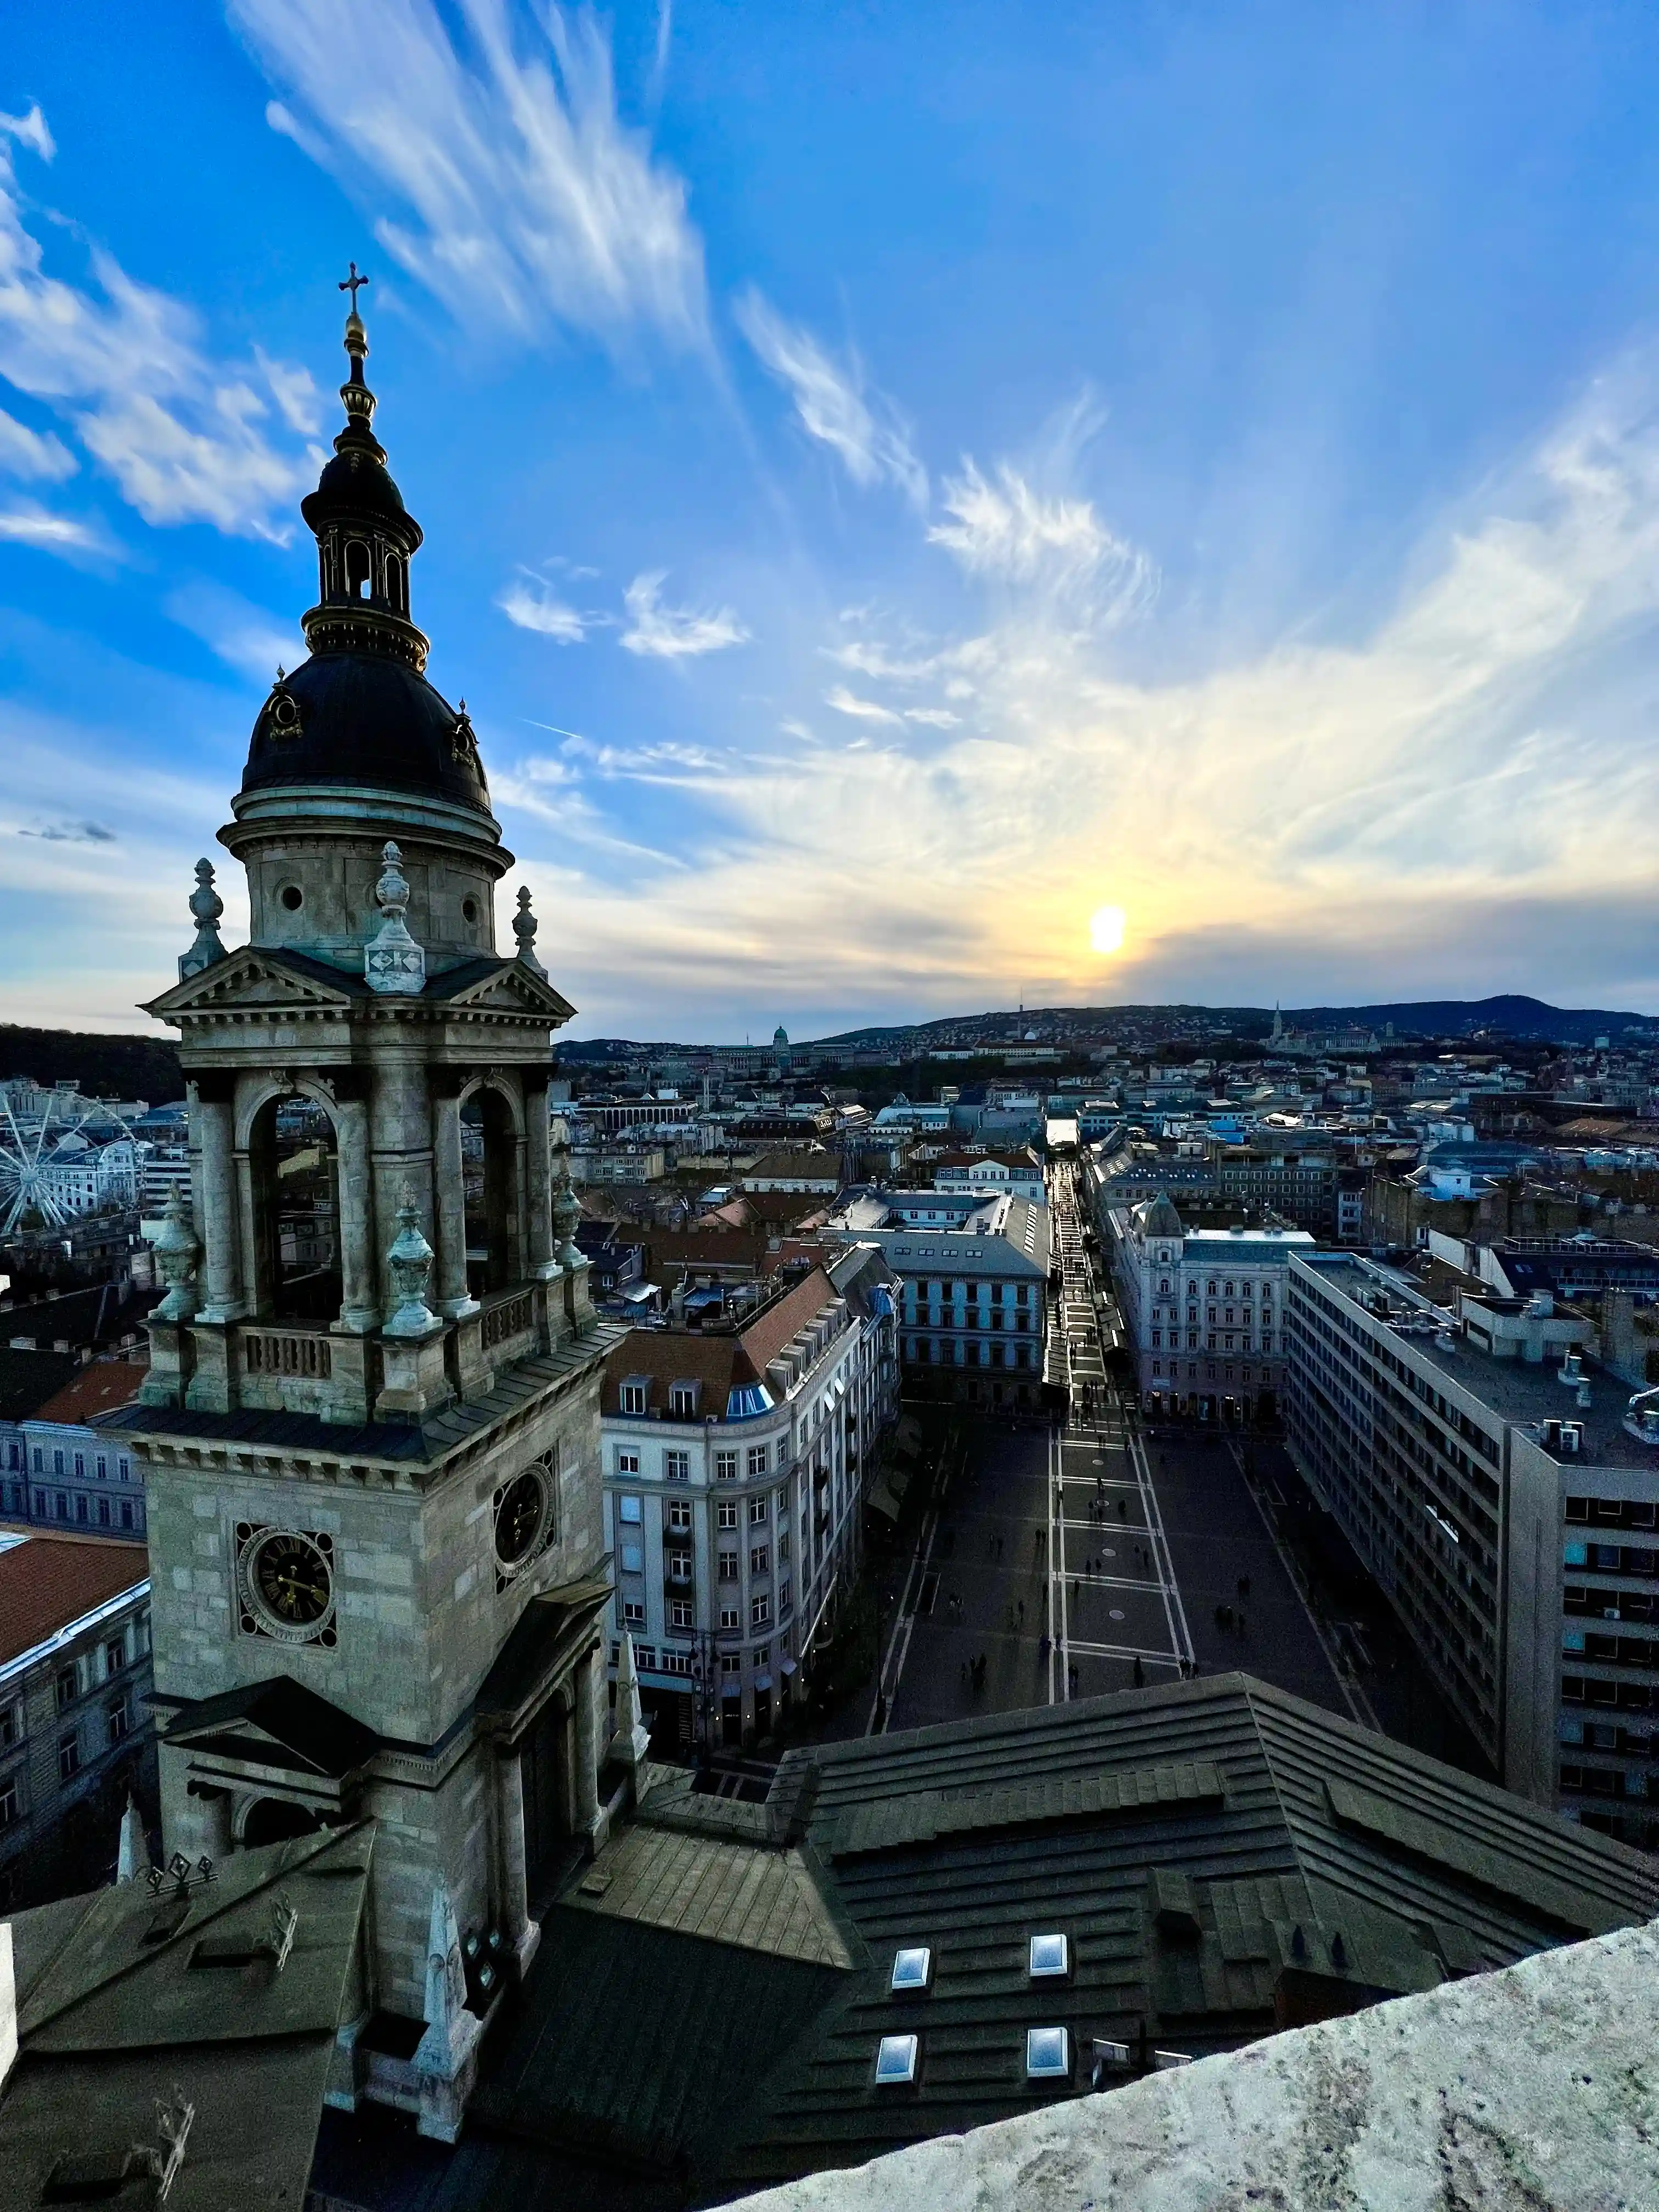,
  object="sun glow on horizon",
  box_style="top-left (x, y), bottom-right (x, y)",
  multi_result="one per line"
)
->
top-left (1088, 904), bottom-right (1127, 956)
